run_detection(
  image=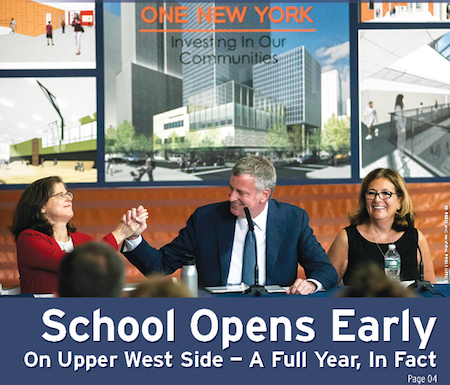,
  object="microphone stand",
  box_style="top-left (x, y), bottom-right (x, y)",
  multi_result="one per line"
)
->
top-left (244, 207), bottom-right (266, 297)
top-left (405, 214), bottom-right (432, 292)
